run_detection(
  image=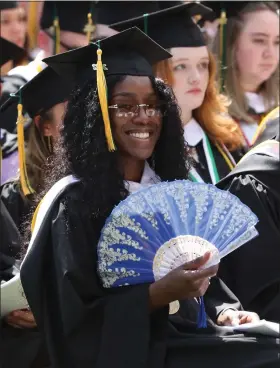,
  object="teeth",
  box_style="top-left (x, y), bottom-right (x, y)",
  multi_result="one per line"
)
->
top-left (129, 132), bottom-right (150, 139)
